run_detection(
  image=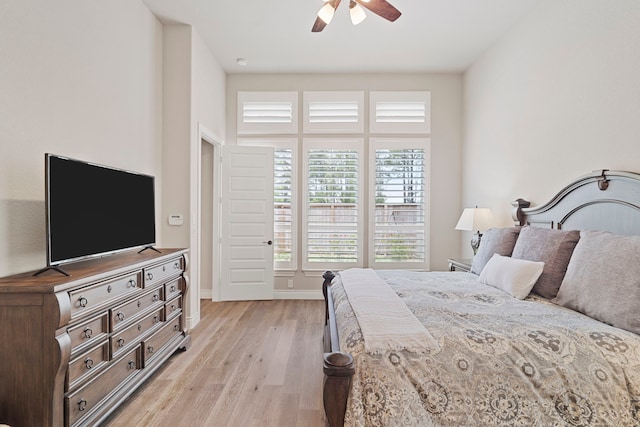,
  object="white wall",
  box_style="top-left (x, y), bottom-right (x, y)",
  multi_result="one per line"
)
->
top-left (462, 0), bottom-right (640, 257)
top-left (161, 24), bottom-right (226, 326)
top-left (0, 3), bottom-right (226, 329)
top-left (0, 0), bottom-right (163, 276)
top-left (226, 73), bottom-right (463, 291)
